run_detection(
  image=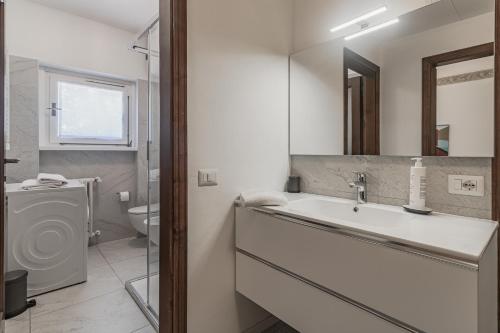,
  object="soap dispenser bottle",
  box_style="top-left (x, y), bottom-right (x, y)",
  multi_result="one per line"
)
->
top-left (409, 158), bottom-right (427, 210)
